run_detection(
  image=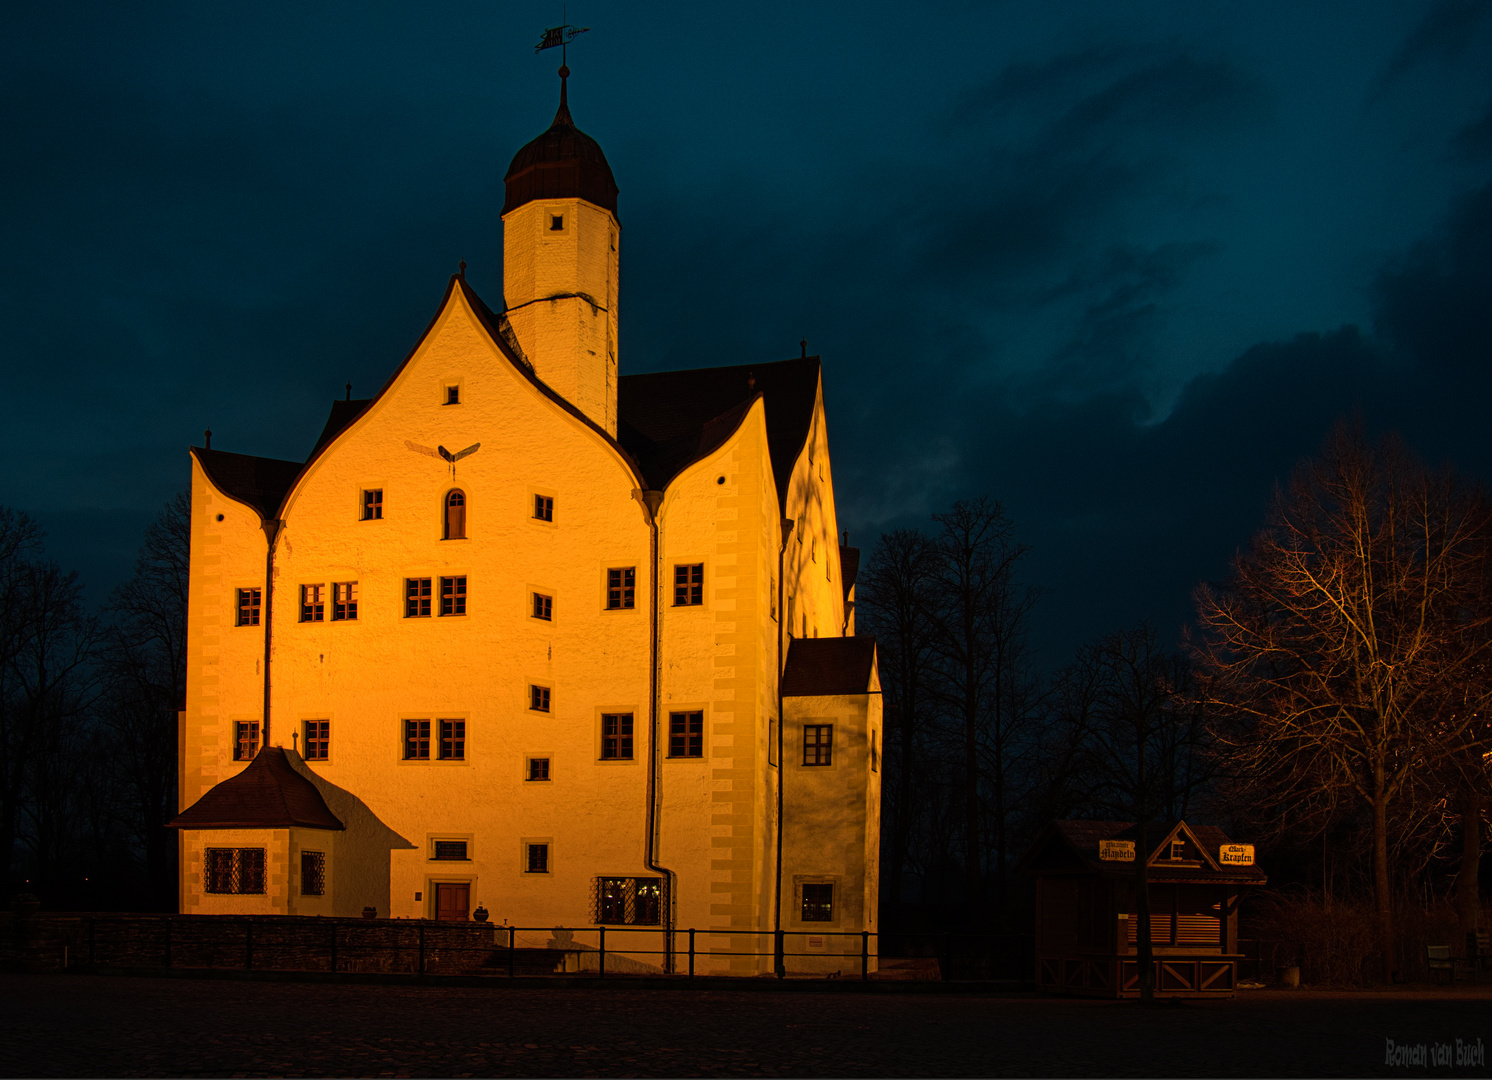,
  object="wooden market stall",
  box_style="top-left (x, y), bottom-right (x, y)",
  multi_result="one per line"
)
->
top-left (1016, 820), bottom-right (1267, 998)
